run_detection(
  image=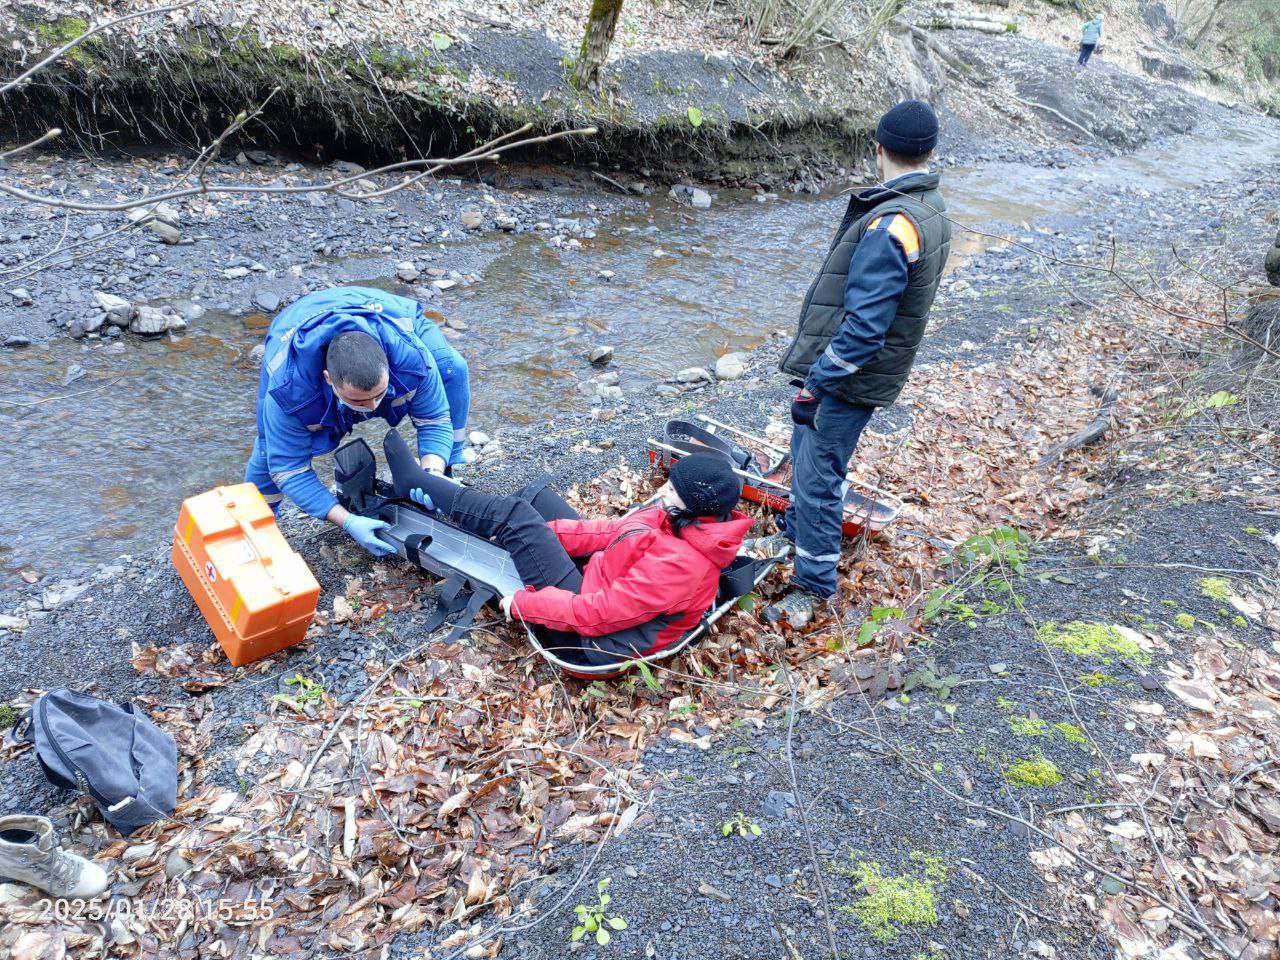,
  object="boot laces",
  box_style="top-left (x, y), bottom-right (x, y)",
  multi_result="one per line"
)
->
top-left (44, 846), bottom-right (82, 891)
